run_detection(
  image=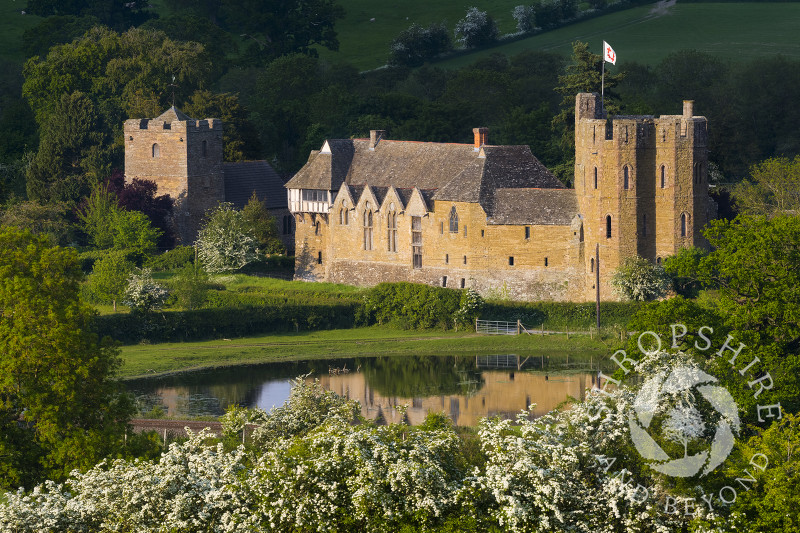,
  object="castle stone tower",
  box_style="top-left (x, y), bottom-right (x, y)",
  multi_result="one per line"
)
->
top-left (124, 107), bottom-right (223, 243)
top-left (574, 93), bottom-right (714, 301)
